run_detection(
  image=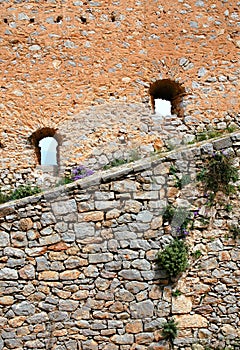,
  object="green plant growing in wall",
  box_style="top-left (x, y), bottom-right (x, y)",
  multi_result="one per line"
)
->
top-left (226, 125), bottom-right (238, 133)
top-left (172, 207), bottom-right (193, 237)
top-left (198, 150), bottom-right (238, 199)
top-left (191, 249), bottom-right (202, 259)
top-left (161, 318), bottom-right (178, 349)
top-left (10, 185), bottom-right (41, 200)
top-left (172, 289), bottom-right (182, 297)
top-left (162, 205), bottom-right (193, 237)
top-left (176, 174), bottom-right (191, 189)
top-left (195, 129), bottom-right (223, 142)
top-left (103, 149), bottom-right (141, 170)
top-left (0, 184), bottom-right (42, 203)
top-left (156, 238), bottom-right (189, 279)
top-left (103, 158), bottom-right (129, 170)
top-left (56, 176), bottom-right (73, 186)
top-left (169, 164), bottom-right (191, 189)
